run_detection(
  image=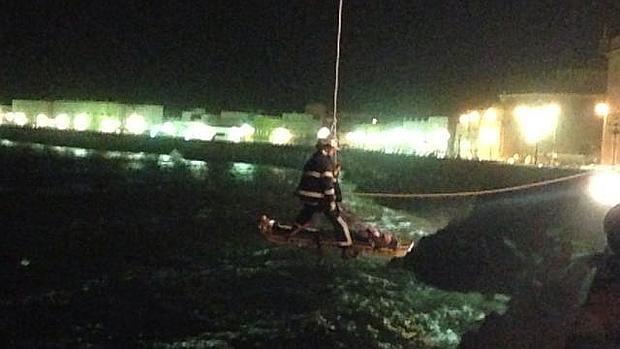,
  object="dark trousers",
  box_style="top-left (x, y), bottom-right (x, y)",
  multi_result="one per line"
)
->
top-left (295, 203), bottom-right (352, 247)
